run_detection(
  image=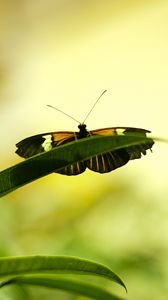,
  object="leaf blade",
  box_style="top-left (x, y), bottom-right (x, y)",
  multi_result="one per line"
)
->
top-left (0, 134), bottom-right (154, 196)
top-left (0, 255), bottom-right (126, 291)
top-left (1, 276), bottom-right (125, 300)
